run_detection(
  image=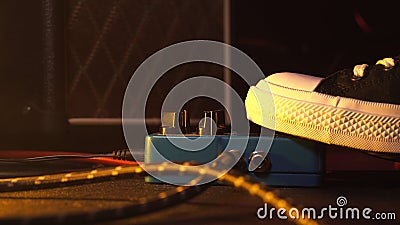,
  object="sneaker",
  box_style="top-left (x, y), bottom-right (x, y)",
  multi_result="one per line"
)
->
top-left (245, 56), bottom-right (400, 153)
